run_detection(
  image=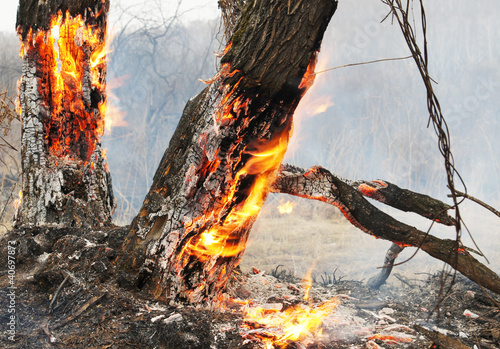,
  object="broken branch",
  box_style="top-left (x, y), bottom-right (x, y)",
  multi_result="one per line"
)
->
top-left (350, 179), bottom-right (456, 225)
top-left (272, 164), bottom-right (500, 295)
top-left (52, 293), bottom-right (105, 329)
